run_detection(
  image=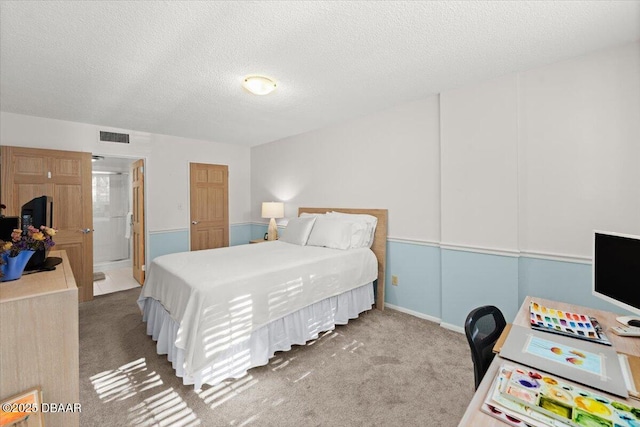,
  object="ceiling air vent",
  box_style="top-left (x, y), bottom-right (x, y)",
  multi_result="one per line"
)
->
top-left (99, 131), bottom-right (130, 144)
